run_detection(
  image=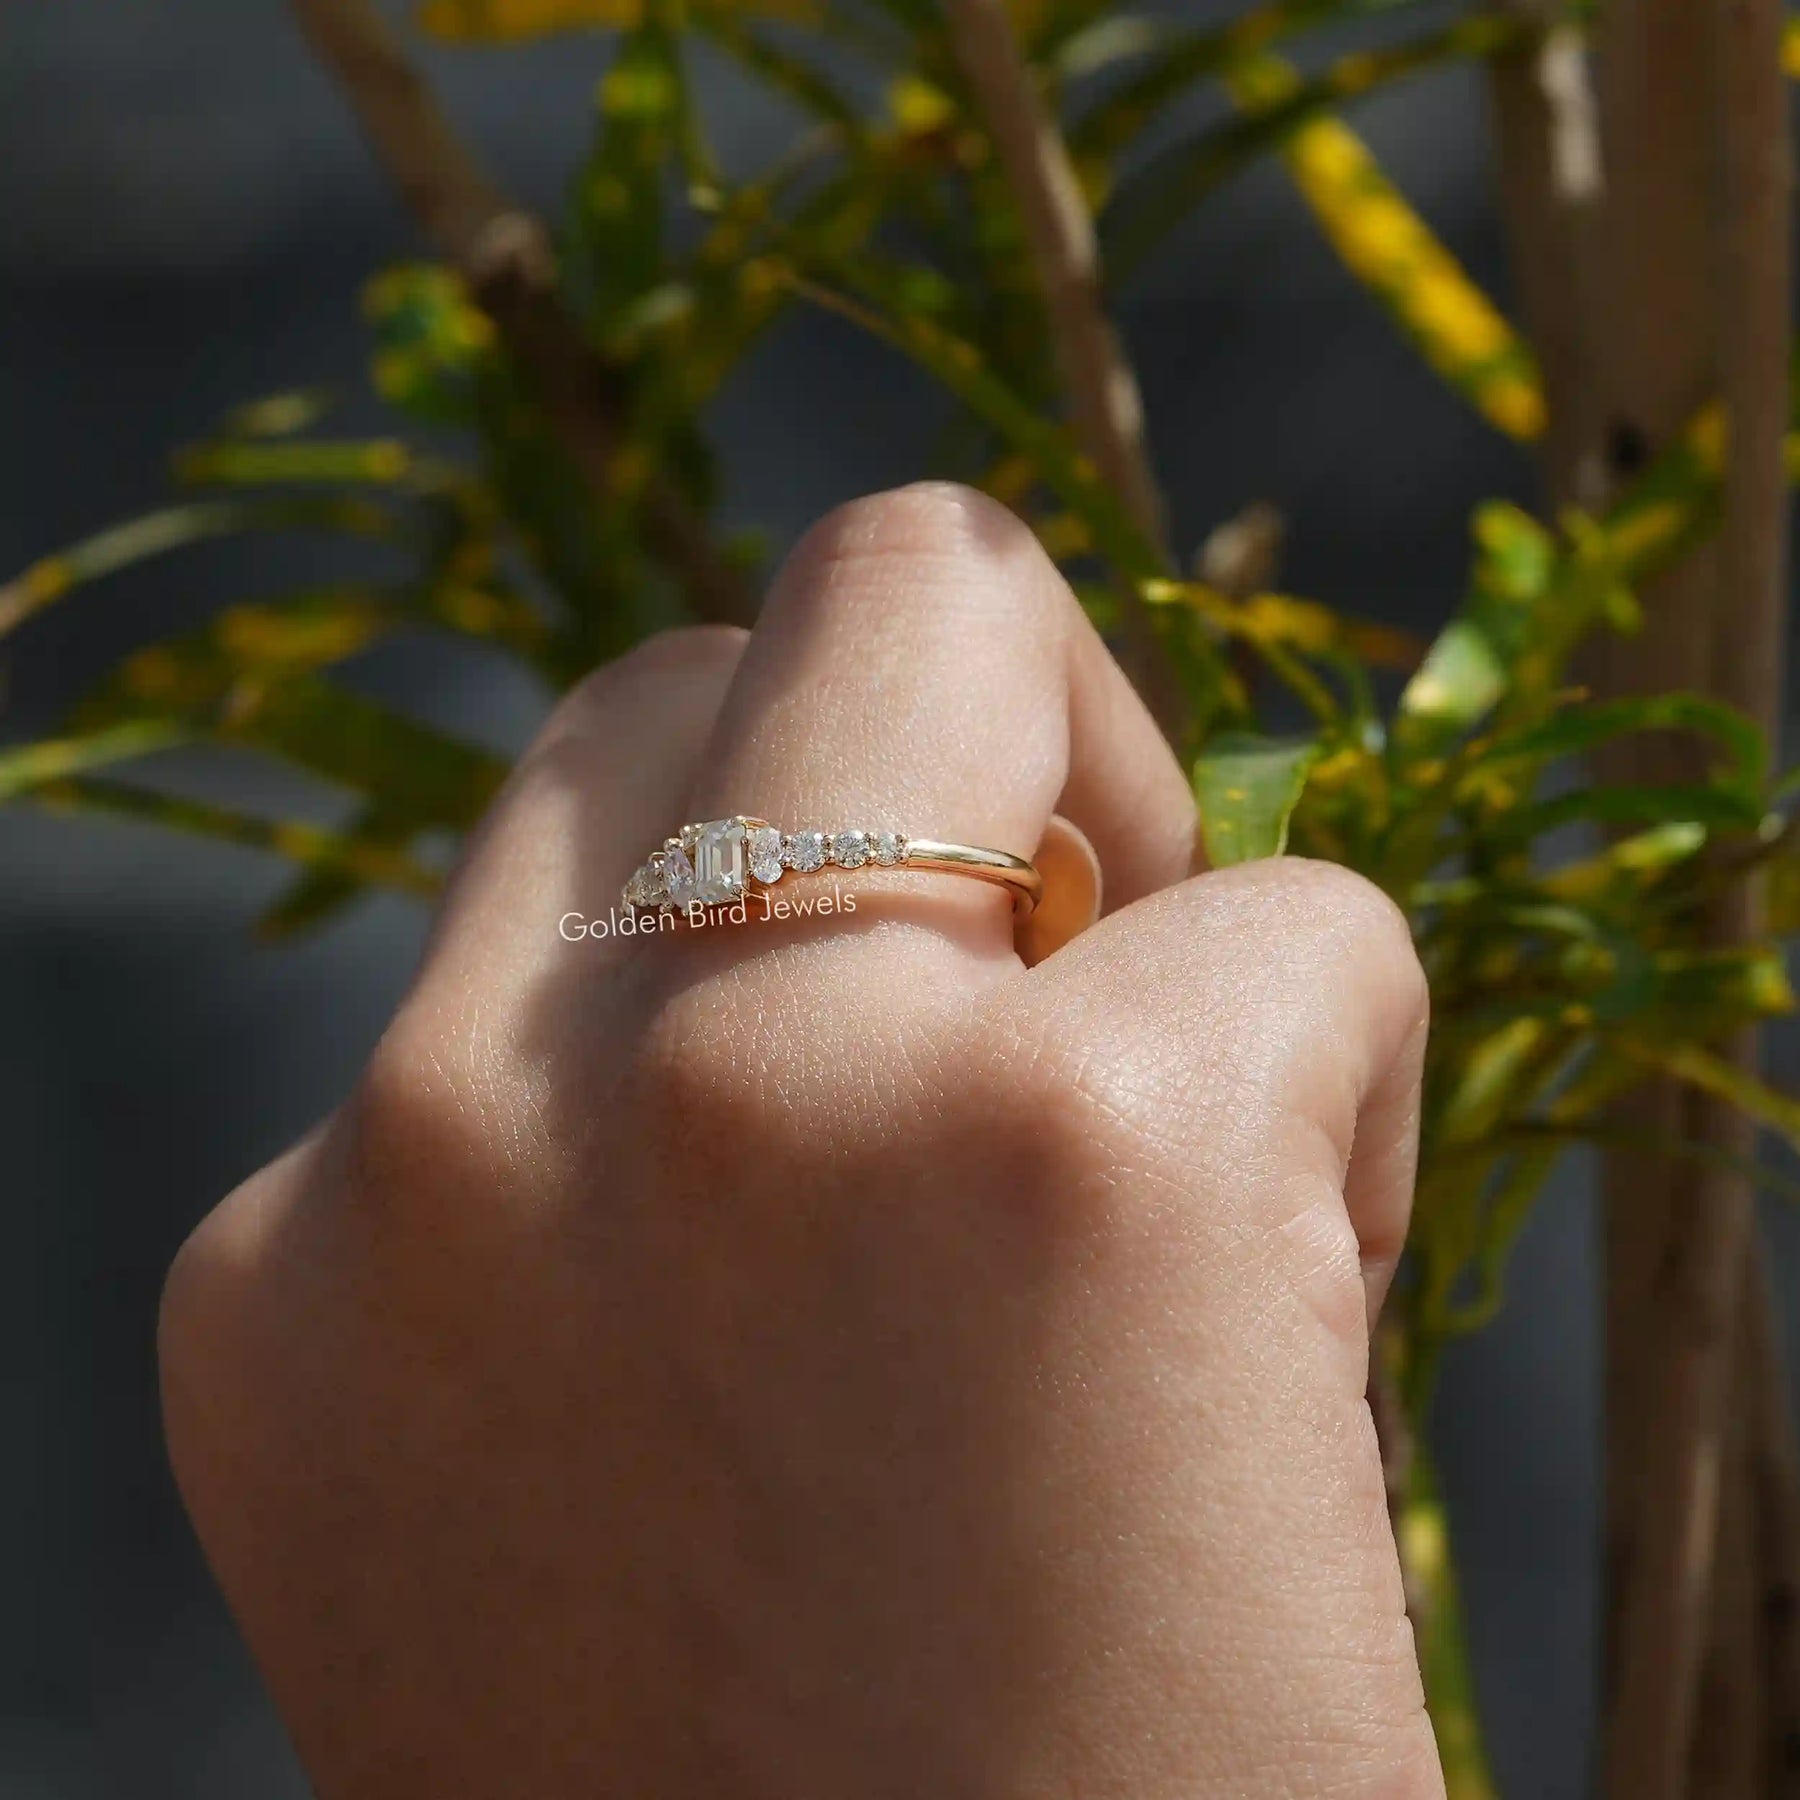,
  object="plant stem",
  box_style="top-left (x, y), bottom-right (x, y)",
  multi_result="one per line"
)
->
top-left (286, 0), bottom-right (756, 629)
top-left (940, 0), bottom-right (1184, 741)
